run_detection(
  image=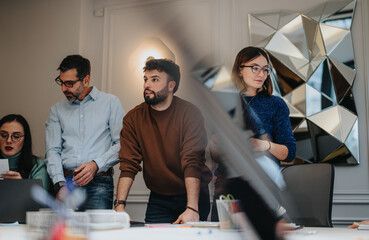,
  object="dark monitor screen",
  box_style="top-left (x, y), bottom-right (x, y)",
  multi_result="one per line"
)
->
top-left (0, 179), bottom-right (43, 224)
